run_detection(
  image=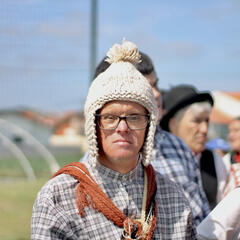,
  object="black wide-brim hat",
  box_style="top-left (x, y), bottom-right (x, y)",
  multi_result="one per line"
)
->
top-left (160, 84), bottom-right (214, 131)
